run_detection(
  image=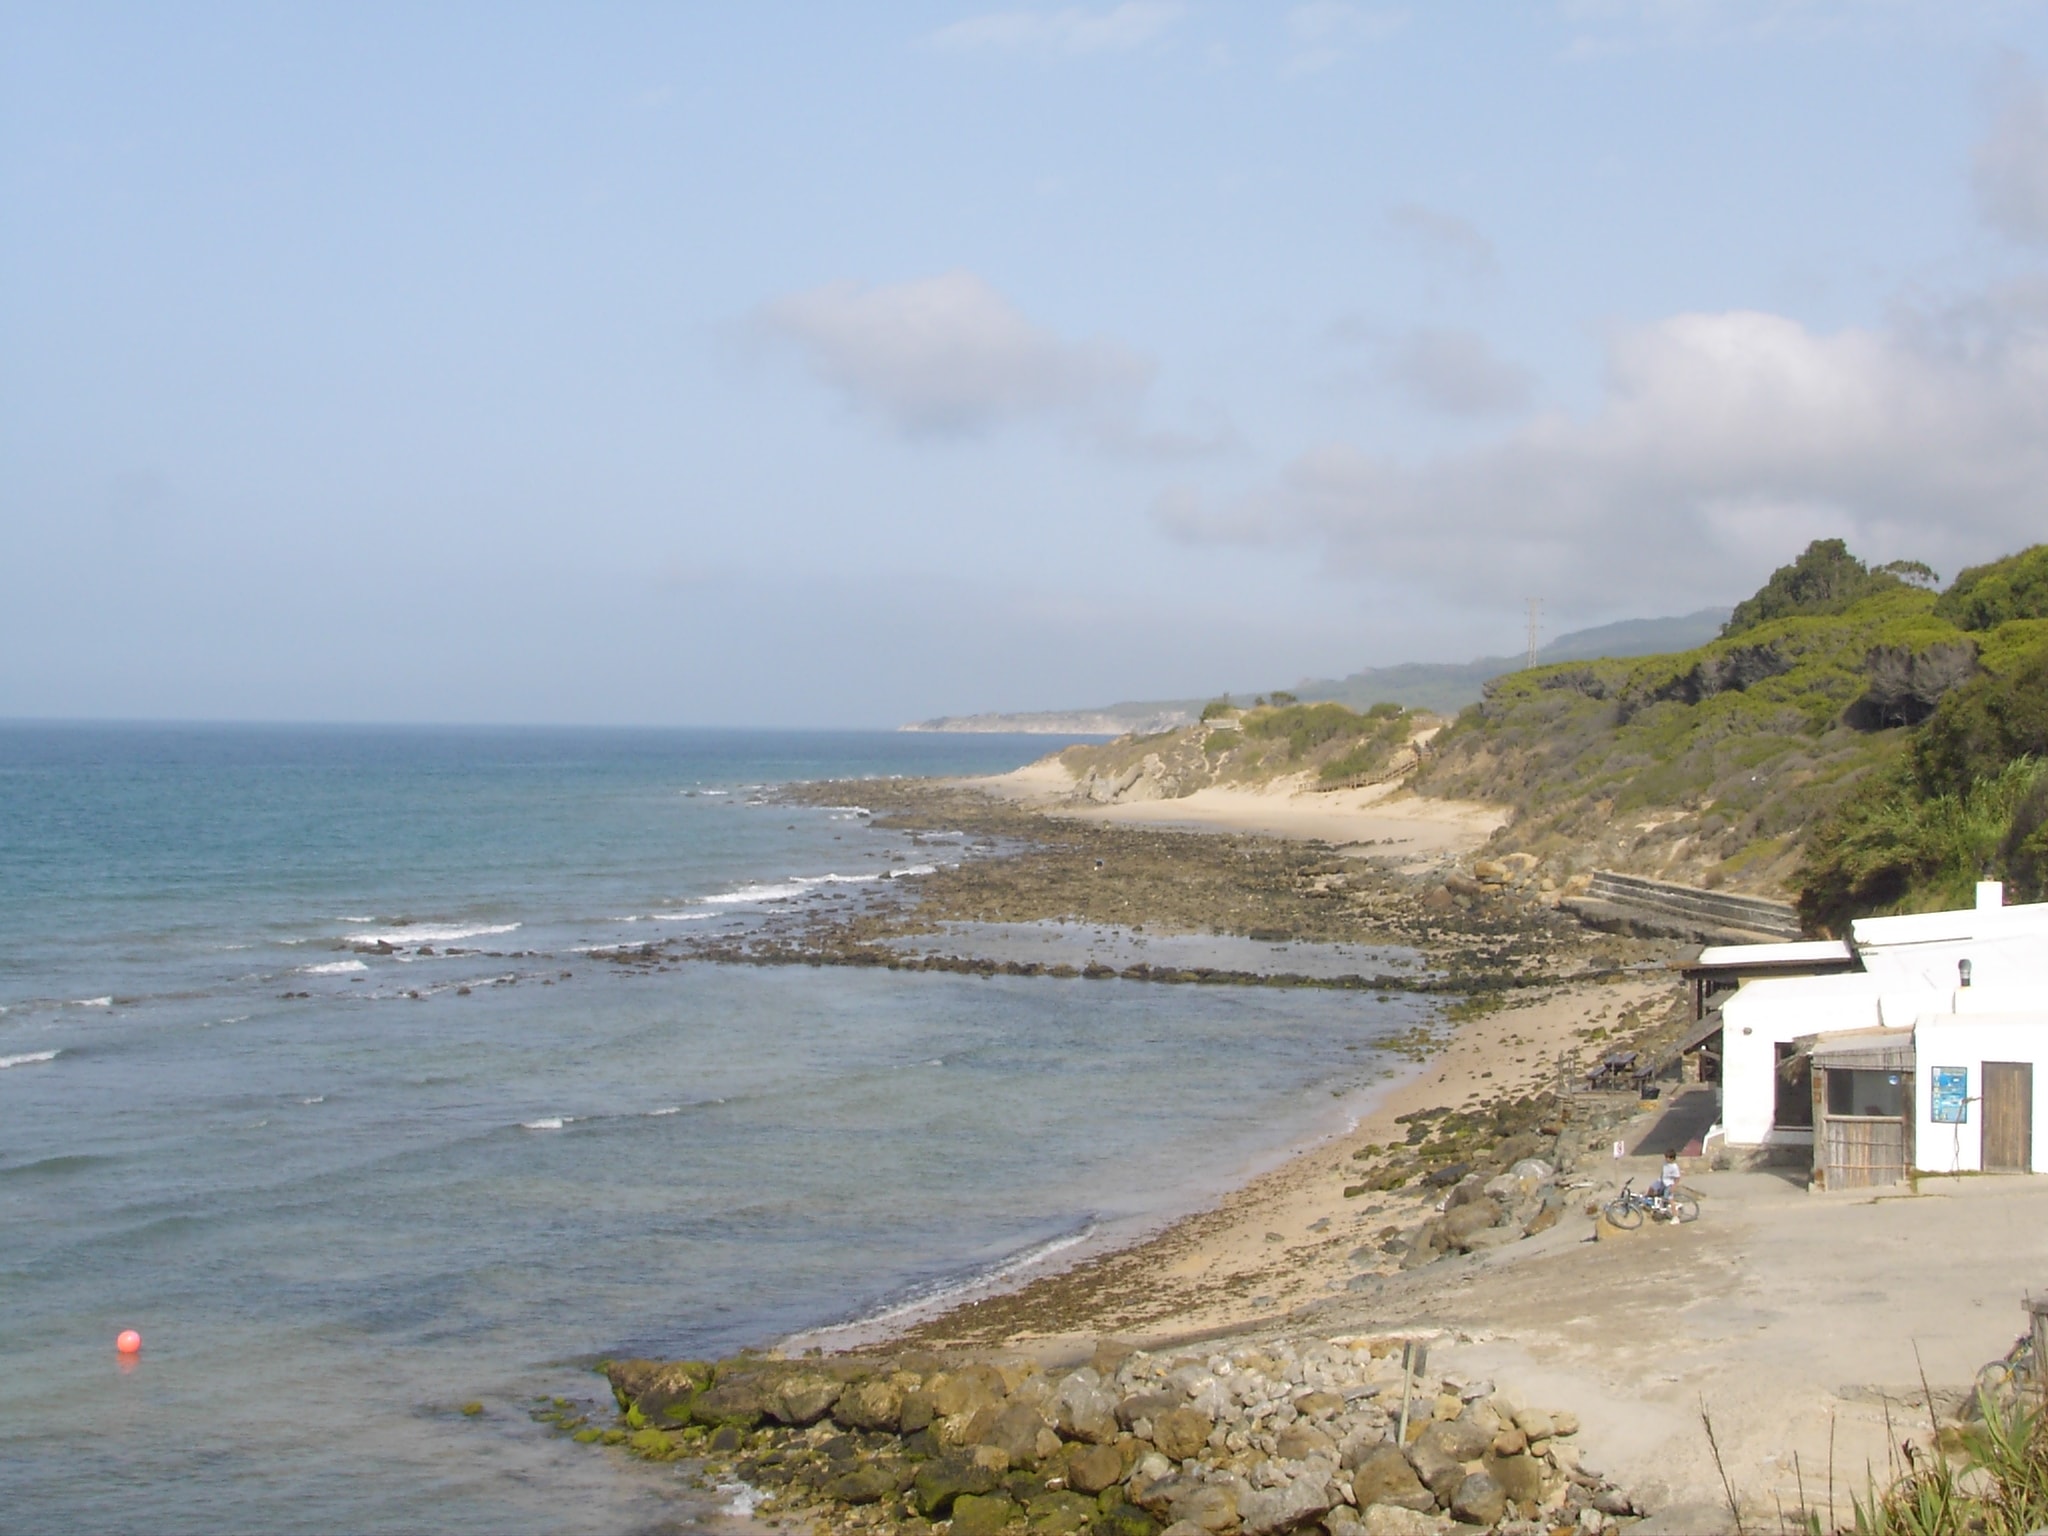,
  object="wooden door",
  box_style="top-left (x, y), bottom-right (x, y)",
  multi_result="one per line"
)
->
top-left (1983, 1062), bottom-right (2034, 1173)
